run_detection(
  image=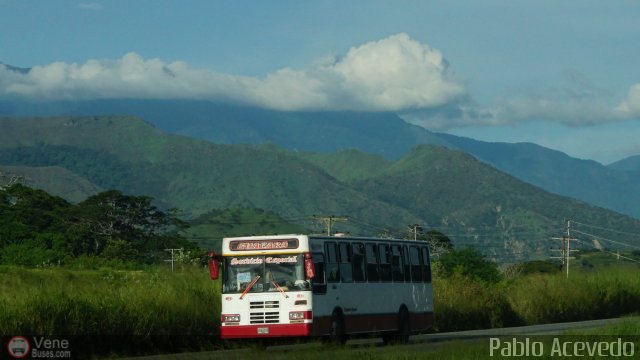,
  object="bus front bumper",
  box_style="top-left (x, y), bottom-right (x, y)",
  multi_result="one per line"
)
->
top-left (221, 323), bottom-right (312, 339)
